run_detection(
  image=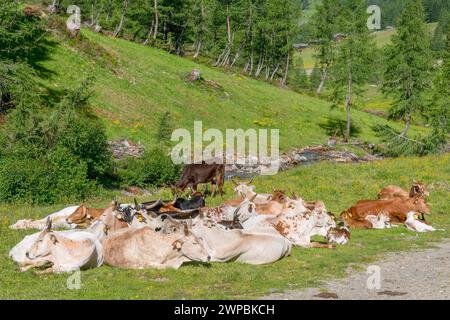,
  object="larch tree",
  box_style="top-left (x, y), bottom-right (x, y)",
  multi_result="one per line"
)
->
top-left (329, 0), bottom-right (376, 142)
top-left (382, 0), bottom-right (433, 138)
